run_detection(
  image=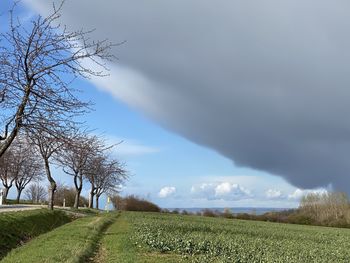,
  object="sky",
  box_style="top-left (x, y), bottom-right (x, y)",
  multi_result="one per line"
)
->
top-left (2, 0), bottom-right (347, 208)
